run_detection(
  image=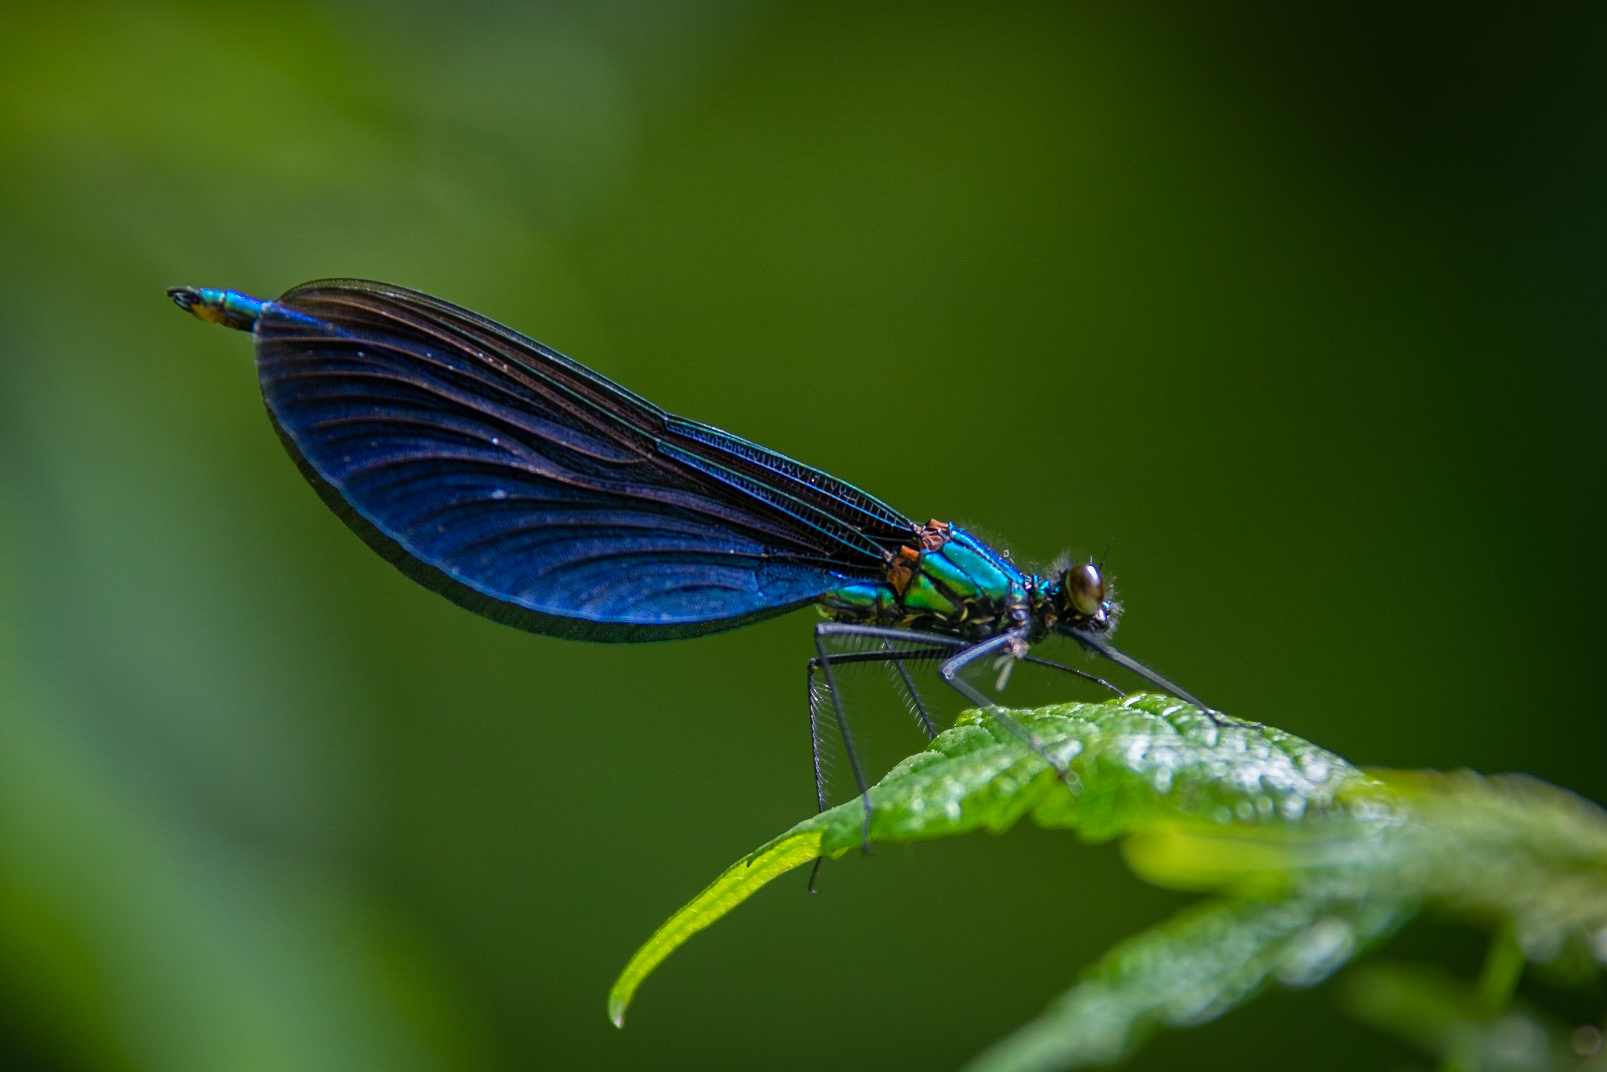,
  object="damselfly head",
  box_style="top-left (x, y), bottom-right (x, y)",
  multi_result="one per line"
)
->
top-left (1049, 560), bottom-right (1117, 633)
top-left (1062, 562), bottom-right (1106, 618)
